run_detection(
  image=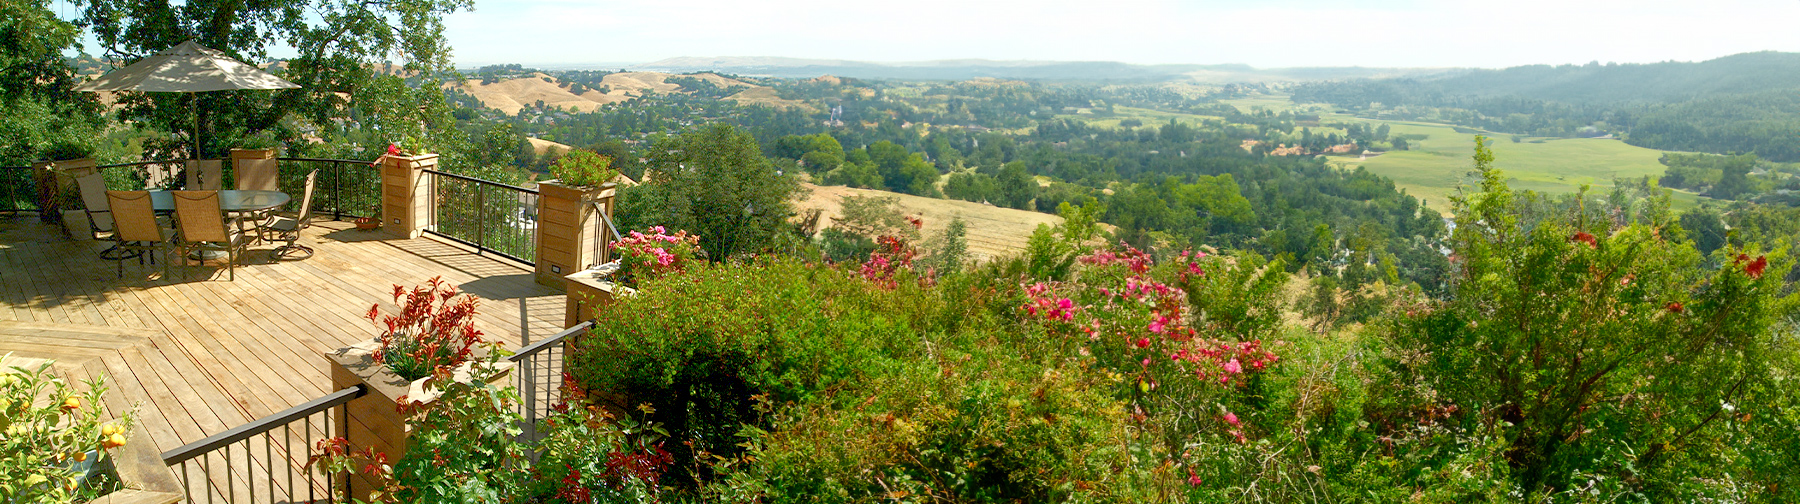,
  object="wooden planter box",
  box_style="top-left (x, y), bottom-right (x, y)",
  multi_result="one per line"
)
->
top-left (326, 339), bottom-right (512, 502)
top-left (535, 180), bottom-right (617, 289)
top-left (32, 158), bottom-right (97, 223)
